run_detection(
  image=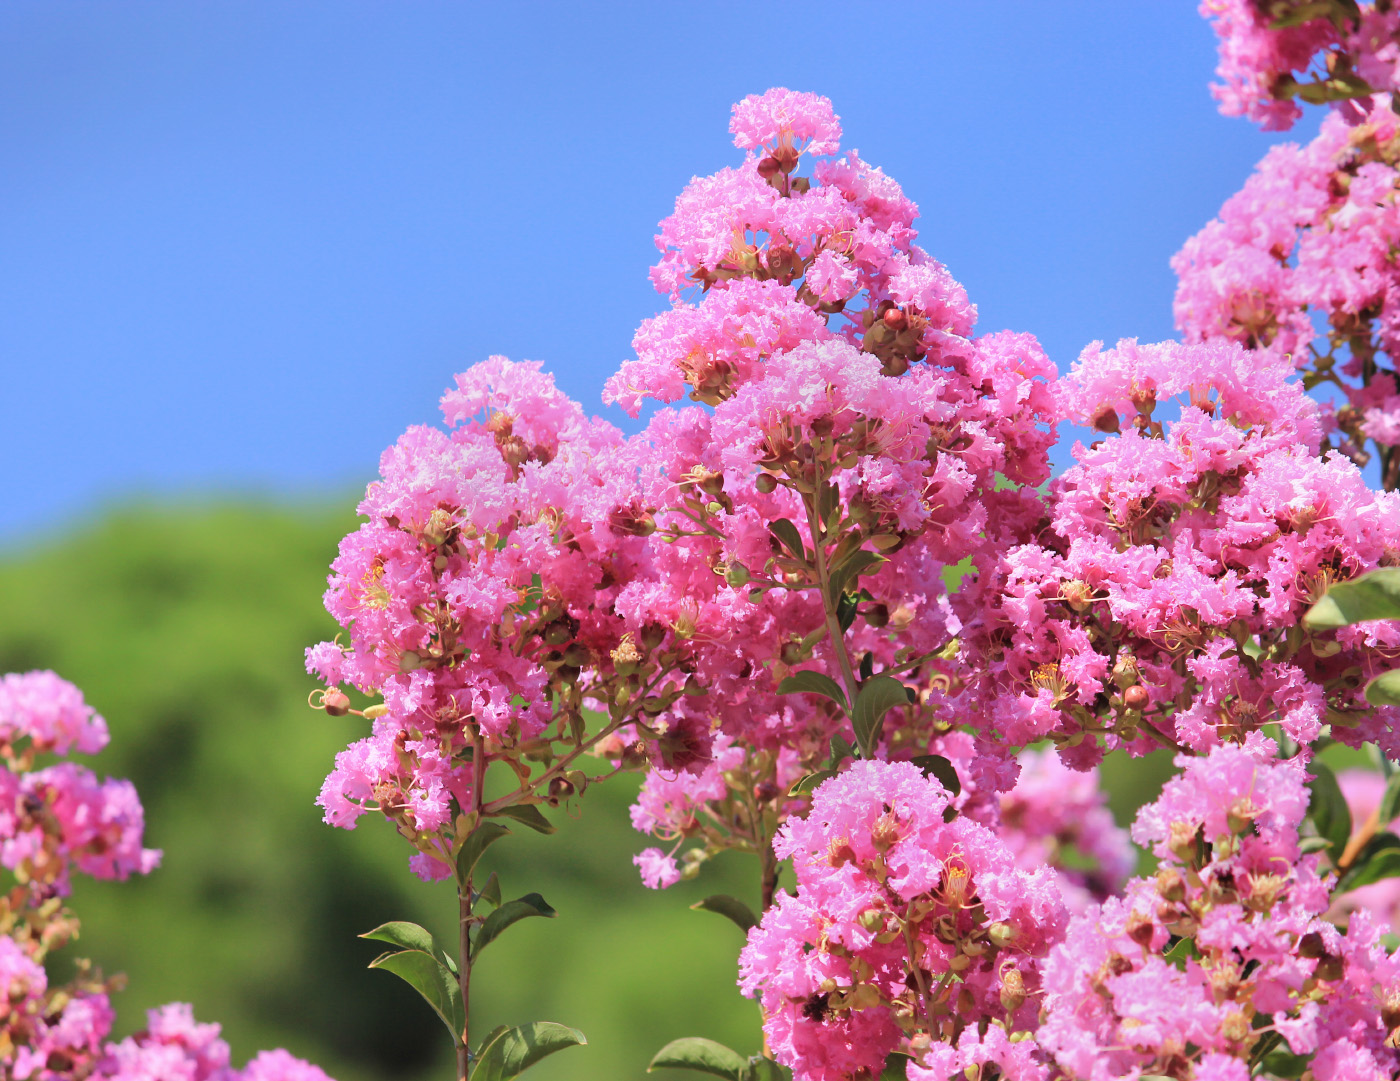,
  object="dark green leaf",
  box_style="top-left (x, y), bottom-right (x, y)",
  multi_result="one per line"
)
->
top-left (368, 949), bottom-right (463, 1045)
top-left (359, 920), bottom-right (436, 955)
top-left (827, 736), bottom-right (852, 770)
top-left (858, 651), bottom-right (874, 682)
top-left (1258, 1051), bottom-right (1309, 1079)
top-left (471, 1022), bottom-right (587, 1081)
top-left (909, 754), bottom-right (960, 798)
top-left (1307, 761), bottom-right (1353, 857)
top-left (878, 1053), bottom-right (911, 1081)
top-left (1298, 836), bottom-right (1334, 854)
top-left (836, 591), bottom-right (858, 633)
top-left (492, 804), bottom-right (555, 834)
top-left (777, 671), bottom-right (848, 713)
top-left (769, 520), bottom-right (805, 560)
top-left (473, 893), bottom-right (557, 958)
top-left (851, 675), bottom-right (909, 758)
top-left (788, 769), bottom-right (837, 796)
top-left (826, 550), bottom-right (886, 609)
top-left (1340, 839), bottom-right (1400, 892)
top-left (457, 822), bottom-right (511, 882)
top-left (1366, 668), bottom-right (1400, 706)
top-left (1304, 568), bottom-right (1400, 629)
top-left (648, 1037), bottom-right (747, 1080)
top-left (690, 894), bottom-right (757, 932)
